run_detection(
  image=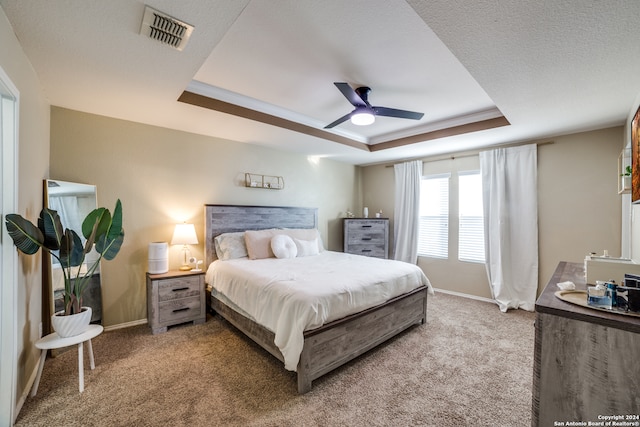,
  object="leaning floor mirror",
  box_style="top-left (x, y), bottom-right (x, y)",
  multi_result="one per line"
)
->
top-left (43, 179), bottom-right (102, 333)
